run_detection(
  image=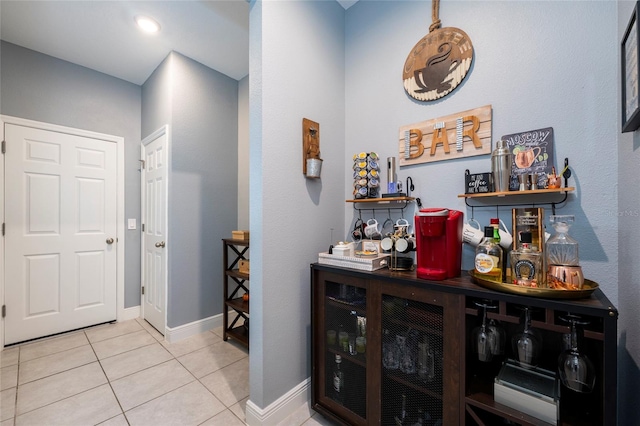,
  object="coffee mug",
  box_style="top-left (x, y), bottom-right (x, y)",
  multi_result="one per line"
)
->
top-left (381, 236), bottom-right (394, 251)
top-left (395, 218), bottom-right (411, 235)
top-left (514, 147), bottom-right (541, 169)
top-left (497, 219), bottom-right (513, 250)
top-left (351, 219), bottom-right (364, 242)
top-left (396, 235), bottom-right (415, 253)
top-left (364, 219), bottom-right (381, 239)
top-left (462, 219), bottom-right (483, 246)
